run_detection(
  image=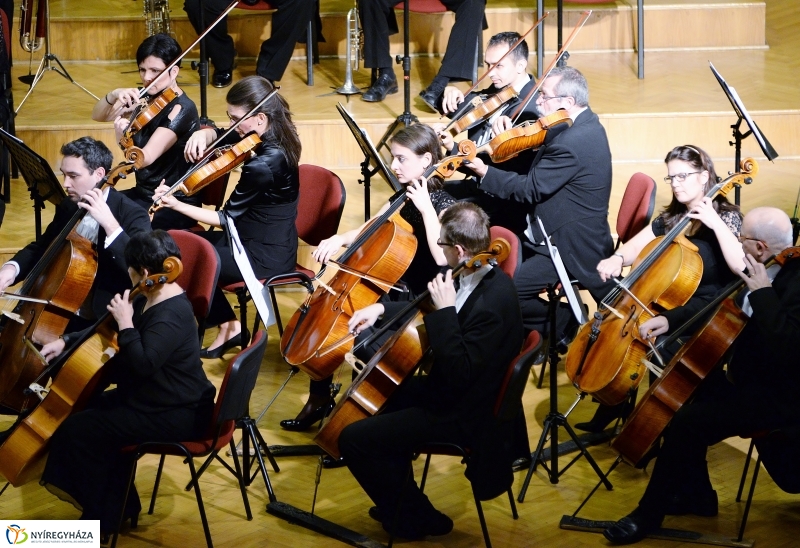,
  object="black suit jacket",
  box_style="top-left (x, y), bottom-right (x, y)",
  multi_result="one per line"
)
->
top-left (478, 107), bottom-right (615, 299)
top-left (12, 188), bottom-right (152, 318)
